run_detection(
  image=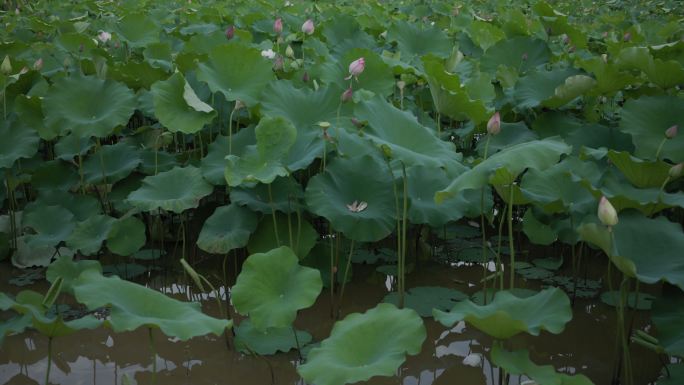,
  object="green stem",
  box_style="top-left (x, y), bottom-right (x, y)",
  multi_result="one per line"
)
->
top-left (496, 203), bottom-right (506, 291)
top-left (654, 137), bottom-right (667, 160)
top-left (399, 163), bottom-right (408, 308)
top-left (228, 107), bottom-right (236, 155)
top-left (77, 152), bottom-right (85, 195)
top-left (45, 337), bottom-right (52, 385)
top-left (337, 239), bottom-right (355, 318)
top-left (267, 183), bottom-right (280, 246)
top-left (292, 327), bottom-right (303, 361)
top-left (329, 224), bottom-right (335, 318)
top-left (508, 184), bottom-right (516, 289)
top-left (481, 136), bottom-right (492, 302)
